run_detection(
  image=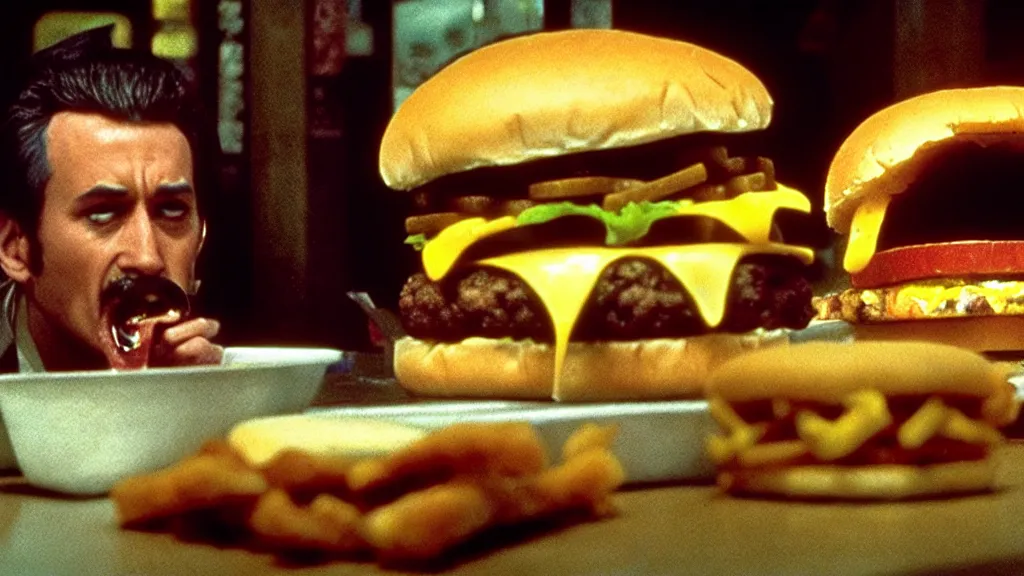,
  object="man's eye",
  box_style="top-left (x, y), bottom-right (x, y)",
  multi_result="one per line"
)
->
top-left (157, 203), bottom-right (190, 219)
top-left (87, 210), bottom-right (117, 225)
